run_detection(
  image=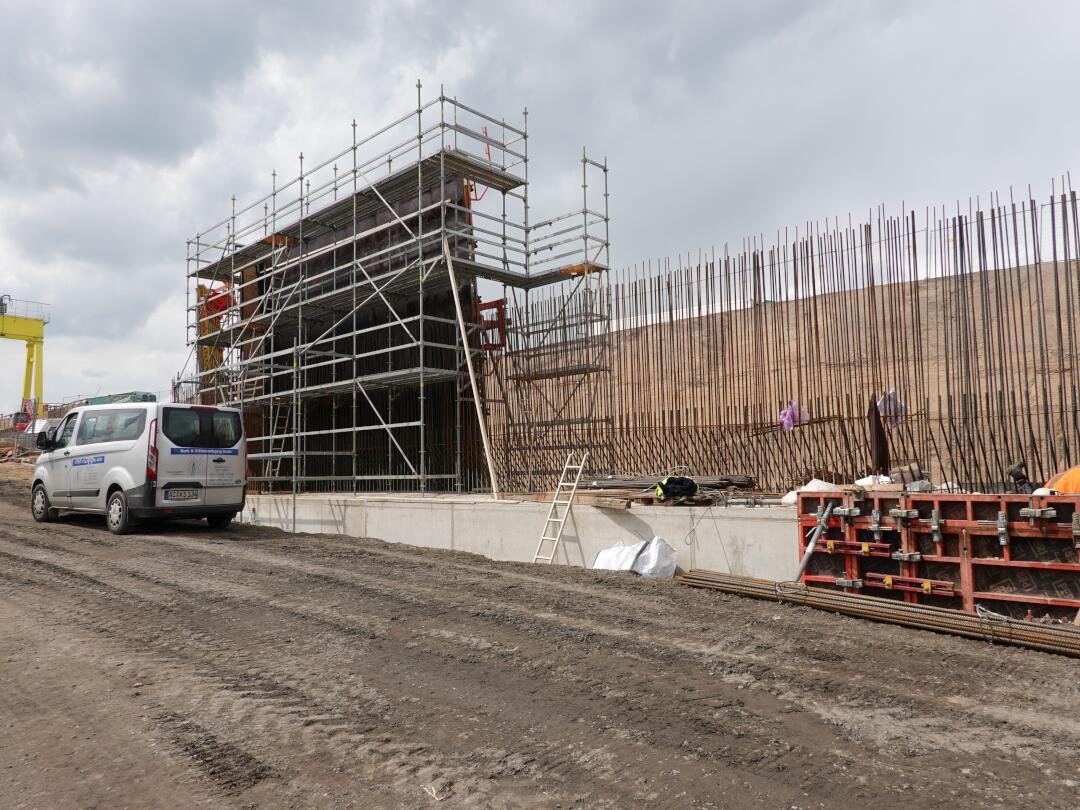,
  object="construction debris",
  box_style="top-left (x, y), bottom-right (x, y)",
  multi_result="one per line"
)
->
top-left (0, 439), bottom-right (36, 464)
